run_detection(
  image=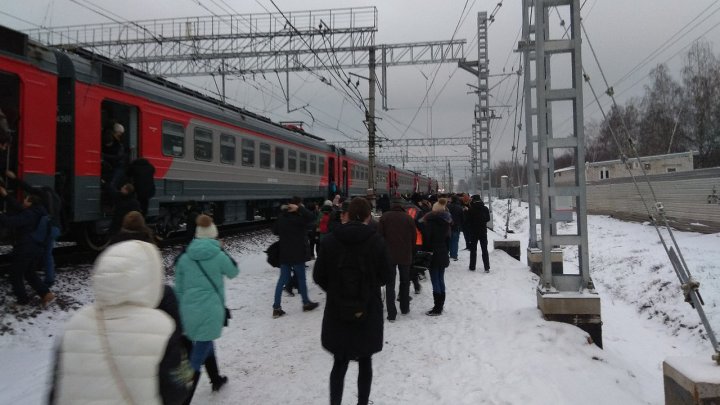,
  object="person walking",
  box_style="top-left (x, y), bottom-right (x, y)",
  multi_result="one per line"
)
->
top-left (377, 196), bottom-right (417, 320)
top-left (313, 197), bottom-right (390, 405)
top-left (272, 196), bottom-right (319, 318)
top-left (49, 240), bottom-right (182, 404)
top-left (174, 214), bottom-right (239, 400)
top-left (126, 157), bottom-right (156, 216)
top-left (0, 186), bottom-right (55, 307)
top-left (466, 195), bottom-right (491, 272)
top-left (419, 197), bottom-right (452, 316)
top-left (447, 195), bottom-right (464, 261)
